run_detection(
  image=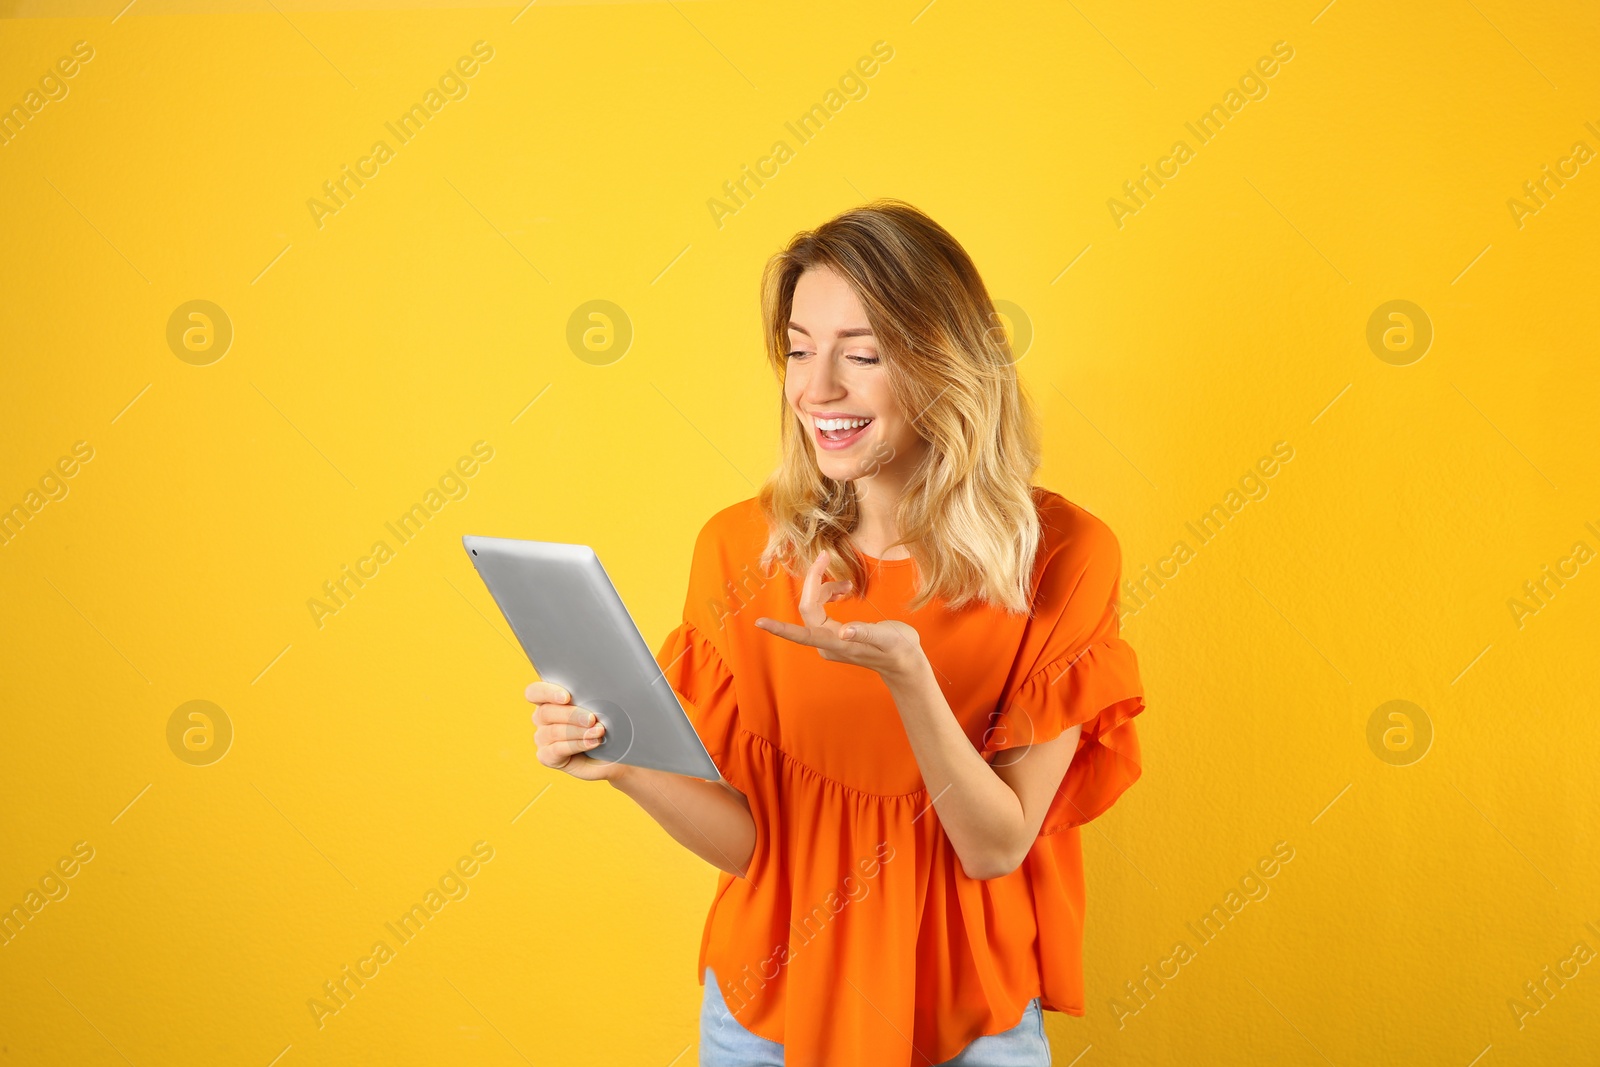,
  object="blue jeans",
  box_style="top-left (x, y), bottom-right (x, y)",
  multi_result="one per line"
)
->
top-left (700, 967), bottom-right (1051, 1066)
